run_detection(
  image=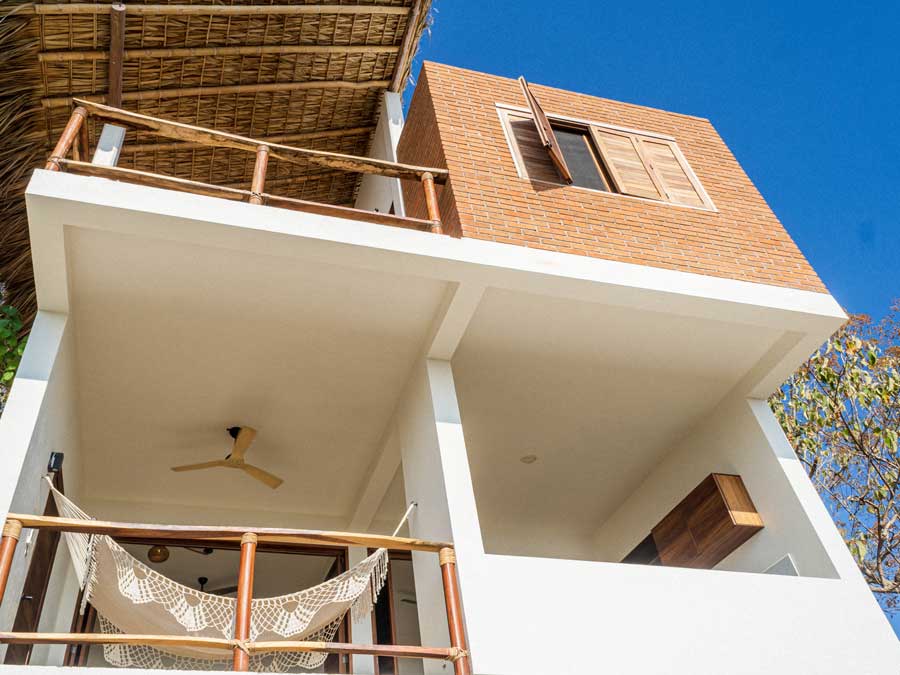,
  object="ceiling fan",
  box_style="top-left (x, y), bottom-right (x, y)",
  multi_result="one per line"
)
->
top-left (171, 426), bottom-right (284, 489)
top-left (197, 577), bottom-right (238, 596)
